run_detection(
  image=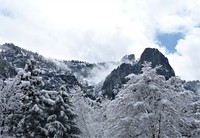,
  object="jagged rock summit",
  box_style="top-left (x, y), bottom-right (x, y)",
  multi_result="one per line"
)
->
top-left (137, 48), bottom-right (175, 79)
top-left (102, 48), bottom-right (175, 99)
